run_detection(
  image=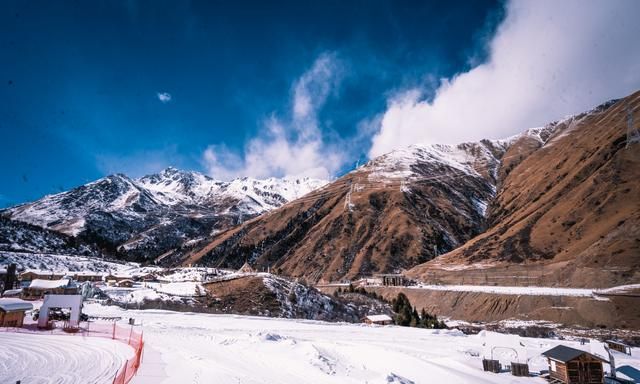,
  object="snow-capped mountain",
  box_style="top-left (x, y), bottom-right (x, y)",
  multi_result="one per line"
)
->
top-left (183, 93), bottom-right (639, 286)
top-left (1, 169), bottom-right (326, 260)
top-left (138, 167), bottom-right (327, 213)
top-left (182, 139), bottom-right (515, 281)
